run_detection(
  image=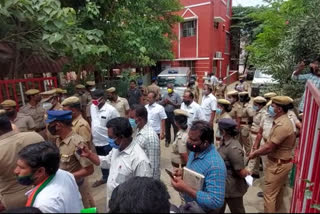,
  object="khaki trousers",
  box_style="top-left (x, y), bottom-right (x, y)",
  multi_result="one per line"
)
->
top-left (79, 179), bottom-right (96, 208)
top-left (0, 189), bottom-right (29, 209)
top-left (239, 125), bottom-right (251, 154)
top-left (264, 159), bottom-right (292, 213)
top-left (246, 133), bottom-right (260, 174)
